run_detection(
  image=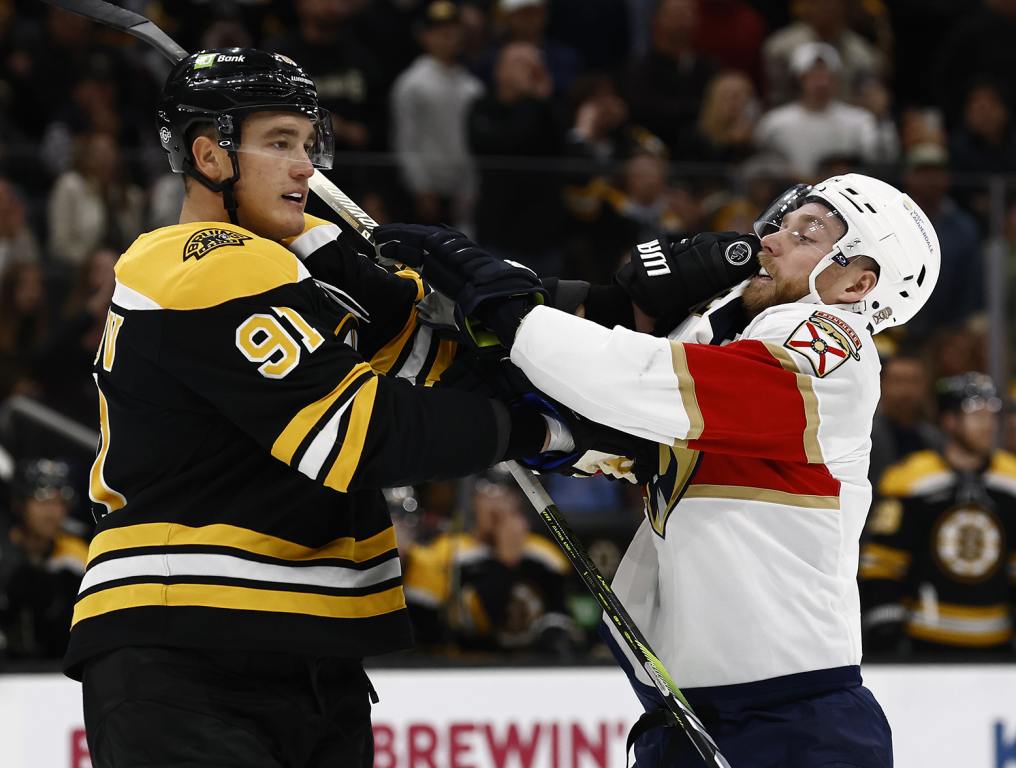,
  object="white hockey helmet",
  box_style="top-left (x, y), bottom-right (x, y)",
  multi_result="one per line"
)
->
top-left (753, 173), bottom-right (941, 334)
